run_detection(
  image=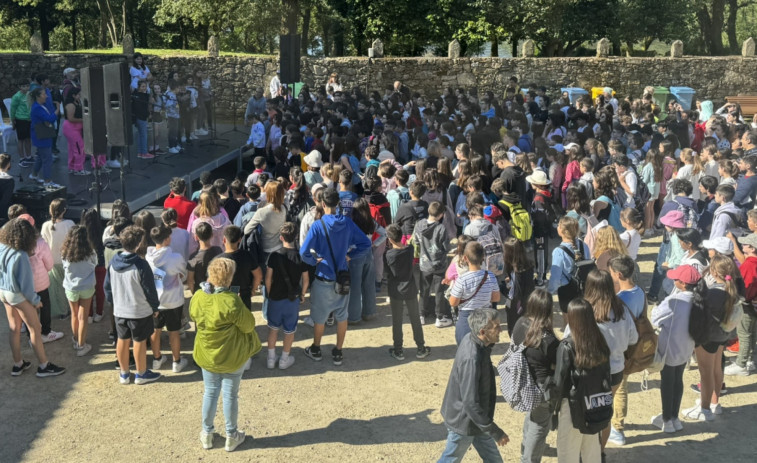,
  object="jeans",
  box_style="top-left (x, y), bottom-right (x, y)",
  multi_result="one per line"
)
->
top-left (419, 271), bottom-right (451, 319)
top-left (33, 146), bottom-right (53, 180)
top-left (390, 296), bottom-right (425, 349)
top-left (533, 236), bottom-right (548, 282)
top-left (167, 117), bottom-right (180, 148)
top-left (438, 428), bottom-right (503, 463)
top-left (660, 363), bottom-right (686, 421)
top-left (736, 311), bottom-right (757, 367)
top-left (556, 399), bottom-right (601, 463)
top-left (455, 310), bottom-right (472, 345)
top-left (521, 400), bottom-right (551, 463)
top-left (347, 249), bottom-right (377, 322)
top-left (201, 365), bottom-right (245, 435)
top-left (135, 119), bottom-right (148, 154)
